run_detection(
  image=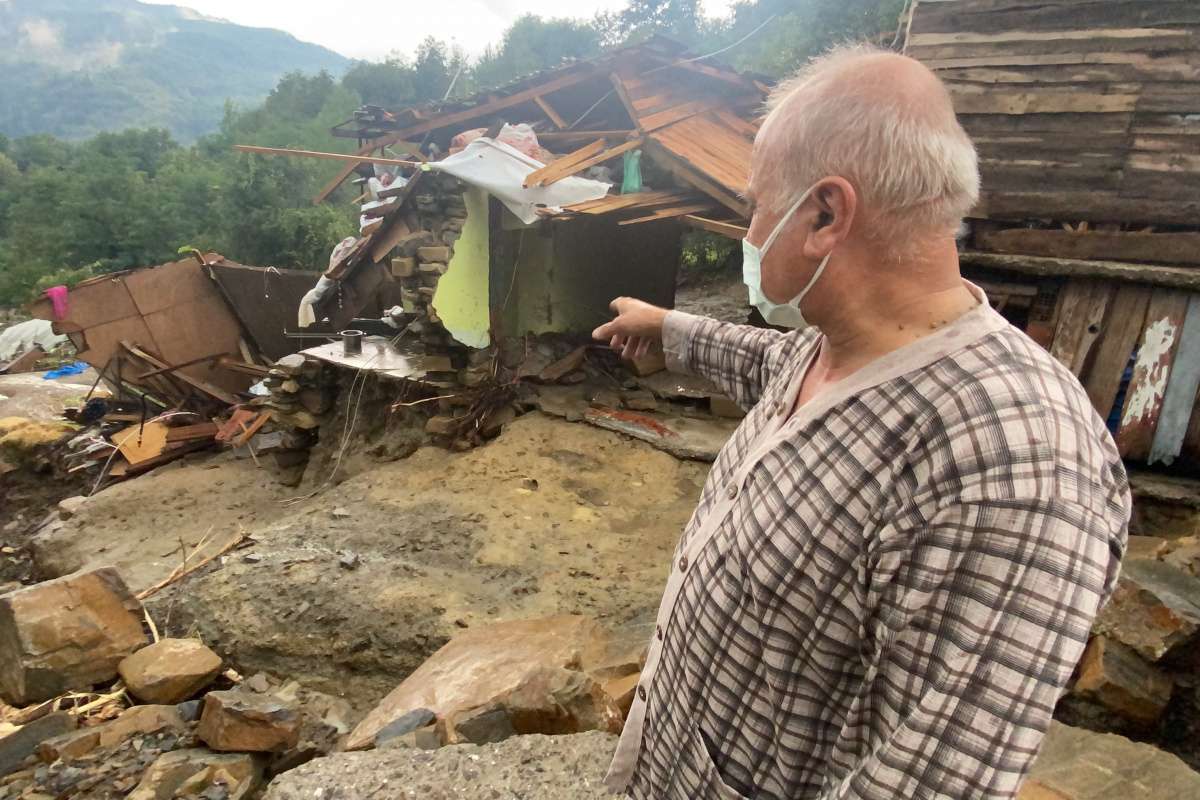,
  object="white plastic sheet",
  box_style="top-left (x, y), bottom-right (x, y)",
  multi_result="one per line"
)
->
top-left (0, 319), bottom-right (66, 361)
top-left (430, 137), bottom-right (610, 225)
